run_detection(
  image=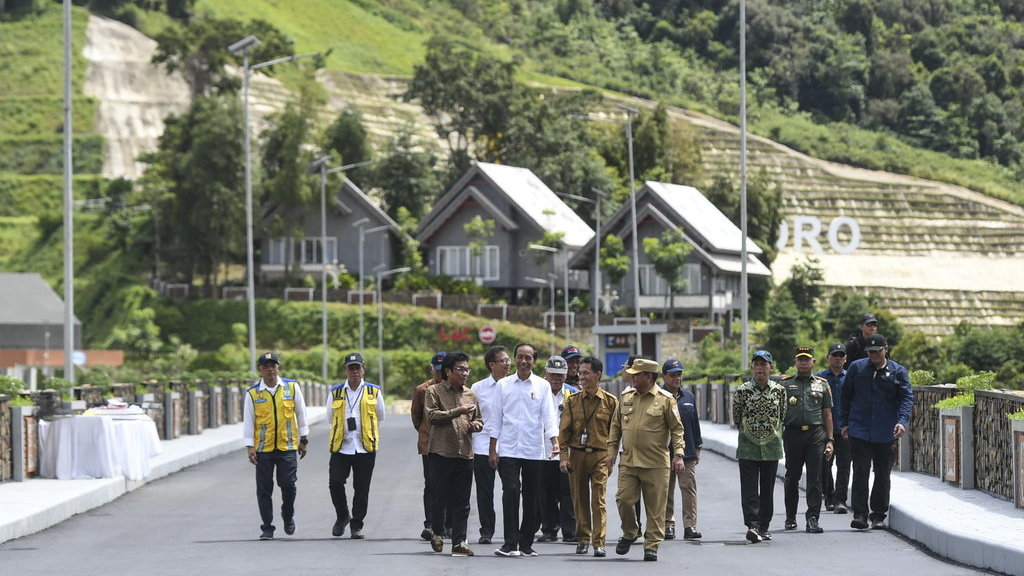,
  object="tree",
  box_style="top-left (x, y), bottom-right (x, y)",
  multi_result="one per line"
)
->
top-left (152, 16), bottom-right (294, 97)
top-left (369, 123), bottom-right (441, 222)
top-left (143, 95), bottom-right (244, 291)
top-left (464, 215), bottom-right (496, 286)
top-left (324, 108), bottom-right (372, 165)
top-left (642, 229), bottom-right (693, 319)
top-left (764, 288), bottom-right (800, 371)
top-left (600, 233), bottom-right (631, 288)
